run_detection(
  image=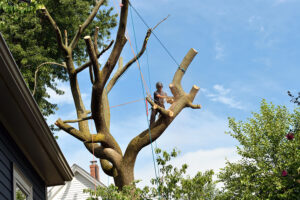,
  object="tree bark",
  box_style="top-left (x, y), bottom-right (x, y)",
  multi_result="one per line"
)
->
top-left (43, 0), bottom-right (201, 189)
